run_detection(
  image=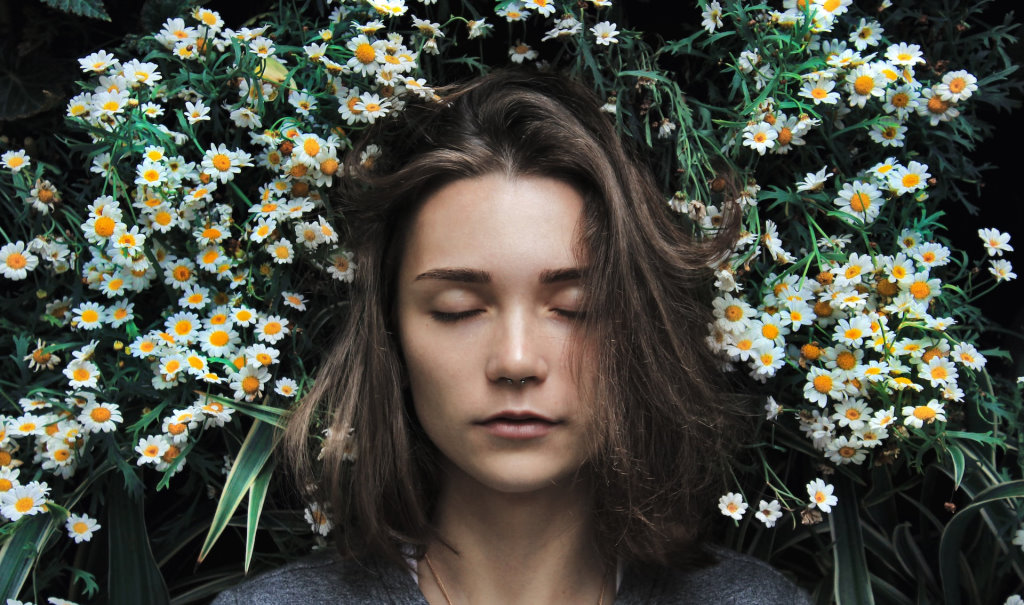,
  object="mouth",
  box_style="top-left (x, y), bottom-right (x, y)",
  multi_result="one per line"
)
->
top-left (476, 411), bottom-right (561, 439)
top-left (477, 410), bottom-right (560, 424)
